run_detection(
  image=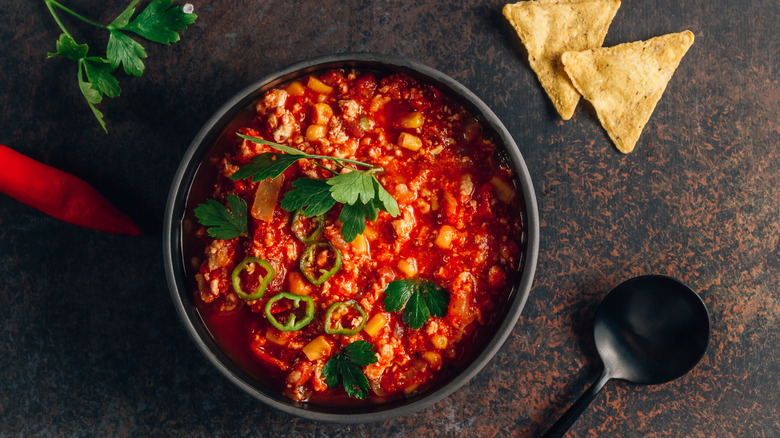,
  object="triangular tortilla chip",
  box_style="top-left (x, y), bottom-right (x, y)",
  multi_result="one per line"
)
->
top-left (503, 0), bottom-right (621, 120)
top-left (561, 31), bottom-right (694, 153)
